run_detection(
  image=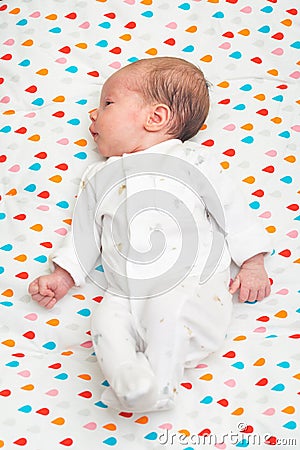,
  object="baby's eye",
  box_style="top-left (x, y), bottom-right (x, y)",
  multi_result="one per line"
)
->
top-left (105, 100), bottom-right (113, 106)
